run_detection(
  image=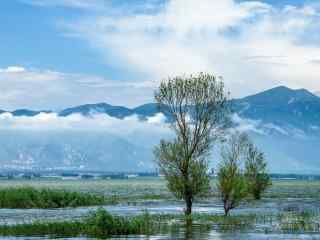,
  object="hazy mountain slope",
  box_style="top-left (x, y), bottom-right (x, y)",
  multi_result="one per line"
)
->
top-left (231, 86), bottom-right (320, 133)
top-left (0, 130), bottom-right (154, 171)
top-left (58, 103), bottom-right (134, 118)
top-left (0, 86), bottom-right (319, 173)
